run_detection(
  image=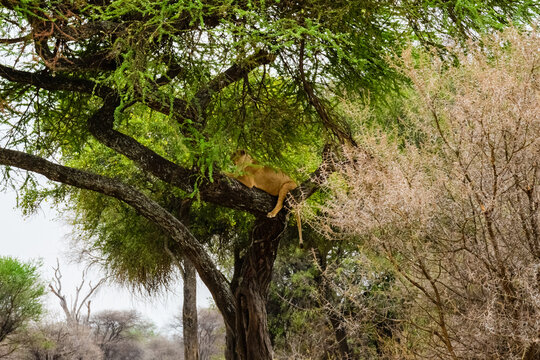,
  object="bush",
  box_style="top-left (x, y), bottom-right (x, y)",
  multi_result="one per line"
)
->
top-left (317, 27), bottom-right (540, 359)
top-left (0, 257), bottom-right (45, 349)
